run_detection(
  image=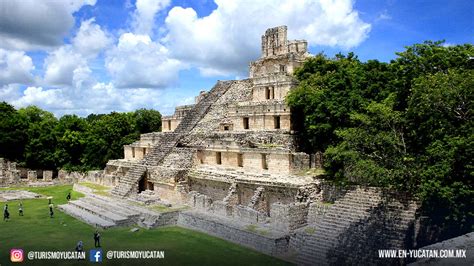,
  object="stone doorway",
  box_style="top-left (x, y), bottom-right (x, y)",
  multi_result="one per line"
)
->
top-left (138, 174), bottom-right (153, 192)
